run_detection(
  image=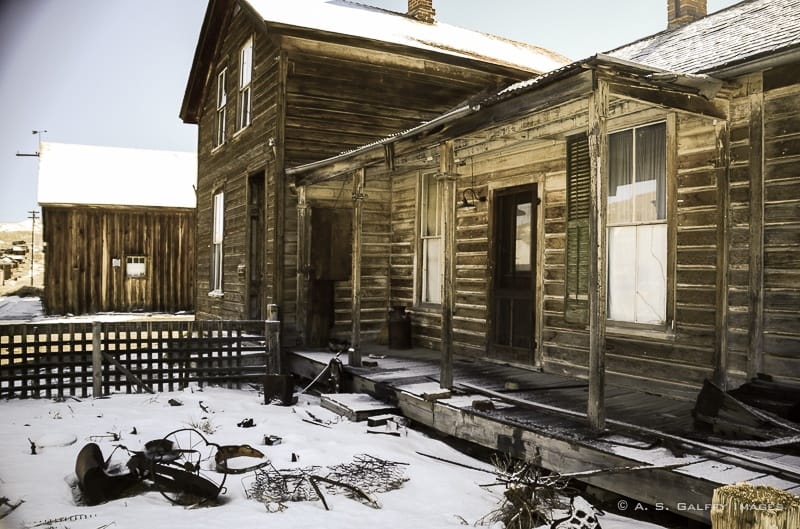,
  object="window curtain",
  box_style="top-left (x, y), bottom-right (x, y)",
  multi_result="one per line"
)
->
top-left (635, 124), bottom-right (667, 221)
top-left (608, 130), bottom-right (633, 225)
